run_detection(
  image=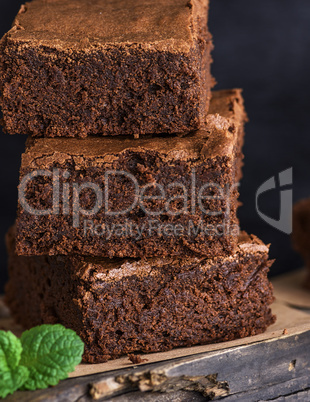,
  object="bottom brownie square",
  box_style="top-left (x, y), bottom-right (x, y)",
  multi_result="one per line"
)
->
top-left (5, 228), bottom-right (275, 363)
